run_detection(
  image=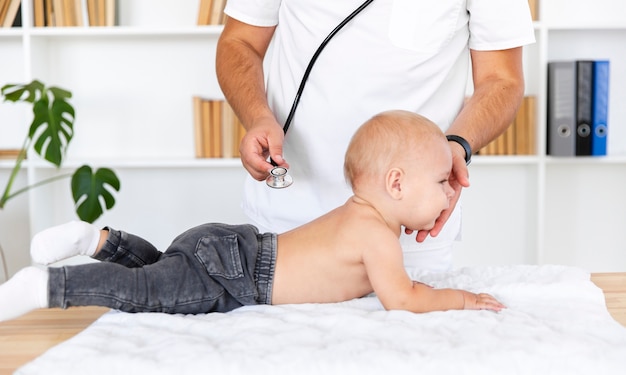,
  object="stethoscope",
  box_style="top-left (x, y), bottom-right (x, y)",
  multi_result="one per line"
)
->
top-left (266, 0), bottom-right (375, 188)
